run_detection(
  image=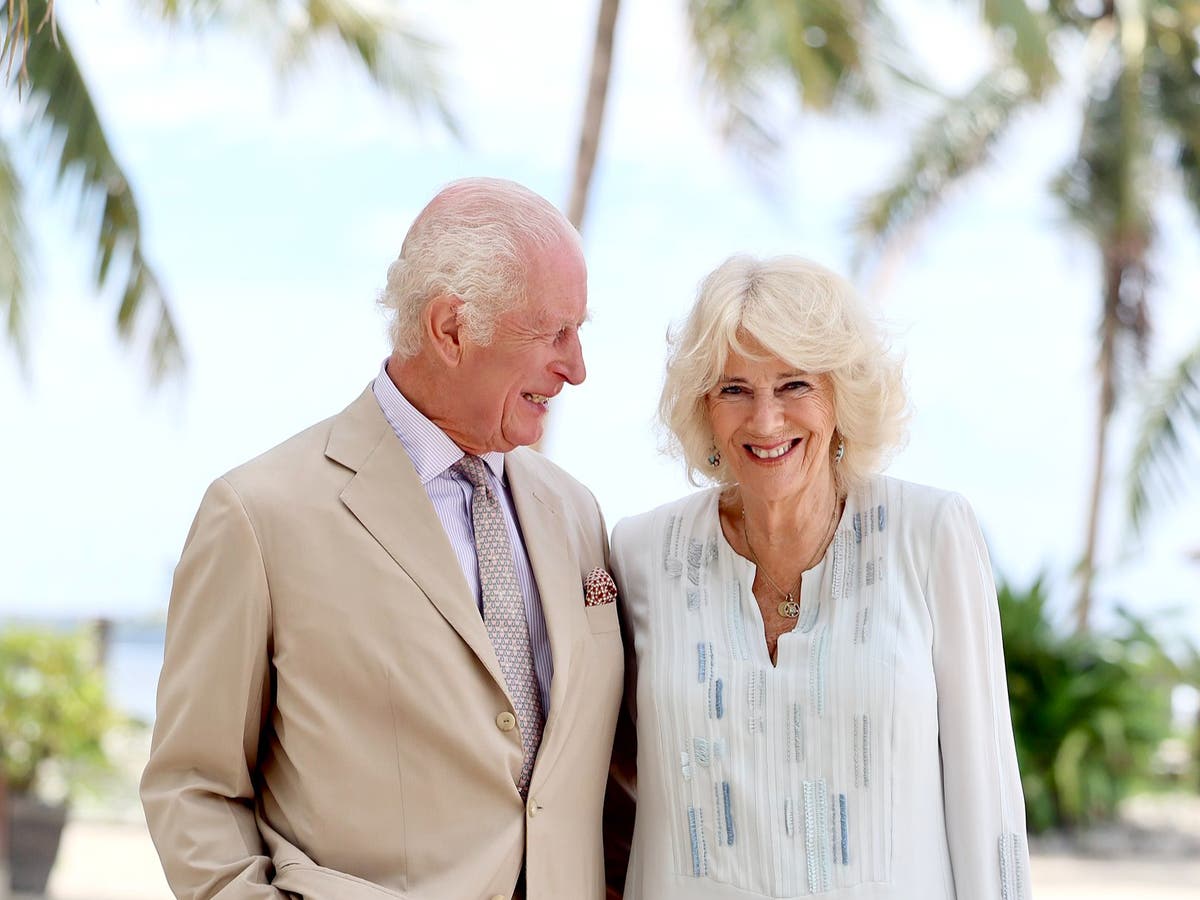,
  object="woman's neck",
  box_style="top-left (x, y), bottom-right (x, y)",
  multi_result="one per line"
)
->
top-left (723, 476), bottom-right (843, 578)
